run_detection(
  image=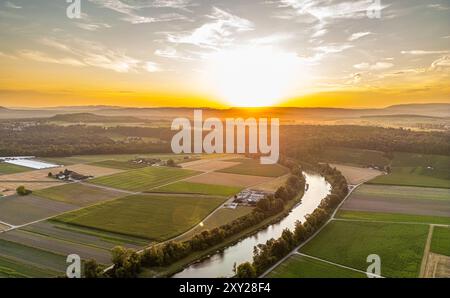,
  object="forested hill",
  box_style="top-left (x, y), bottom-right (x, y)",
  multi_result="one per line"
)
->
top-left (47, 113), bottom-right (145, 123)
